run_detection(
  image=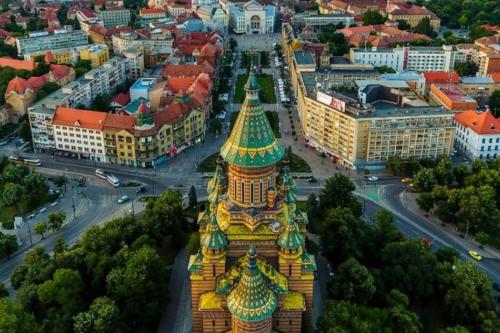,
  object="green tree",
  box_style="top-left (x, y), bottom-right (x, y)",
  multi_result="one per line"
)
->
top-left (441, 326), bottom-right (470, 333)
top-left (321, 208), bottom-right (366, 264)
top-left (453, 61), bottom-right (479, 77)
top-left (444, 262), bottom-right (498, 330)
top-left (188, 185), bottom-right (197, 209)
top-left (457, 15), bottom-right (468, 28)
top-left (1, 183), bottom-right (25, 210)
top-left (416, 192), bottom-right (434, 212)
top-left (397, 20), bottom-right (411, 30)
top-left (209, 118), bottom-right (221, 134)
top-left (0, 298), bottom-right (40, 333)
top-left (414, 17), bottom-right (434, 36)
top-left (0, 282), bottom-right (7, 298)
top-left (319, 174), bottom-right (361, 217)
top-left (186, 232), bottom-right (200, 255)
top-left (434, 158), bottom-right (454, 186)
top-left (90, 94), bottom-right (110, 112)
top-left (34, 221), bottom-right (49, 239)
top-left (489, 90), bottom-right (500, 117)
top-left (380, 239), bottom-right (437, 301)
top-left (329, 258), bottom-right (375, 304)
top-left (0, 233), bottom-right (18, 258)
top-left (362, 10), bottom-right (385, 25)
top-left (32, 62), bottom-right (50, 76)
top-left (73, 297), bottom-right (121, 333)
top-left (53, 175), bottom-right (67, 188)
top-left (389, 305), bottom-right (422, 333)
top-left (414, 168), bottom-right (436, 192)
top-left (229, 38), bottom-right (237, 50)
top-left (18, 119), bottom-right (32, 142)
top-left (47, 211), bottom-right (66, 231)
top-left (376, 65), bottom-right (396, 74)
